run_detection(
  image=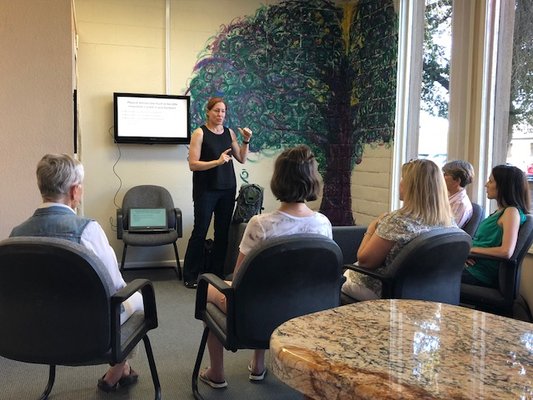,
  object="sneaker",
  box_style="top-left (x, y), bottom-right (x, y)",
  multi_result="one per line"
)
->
top-left (199, 369), bottom-right (227, 389)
